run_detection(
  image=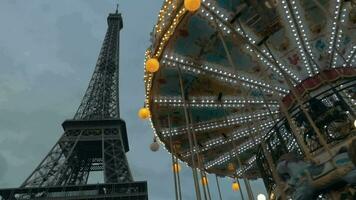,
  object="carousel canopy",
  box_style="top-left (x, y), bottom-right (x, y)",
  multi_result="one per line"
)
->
top-left (143, 0), bottom-right (356, 178)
